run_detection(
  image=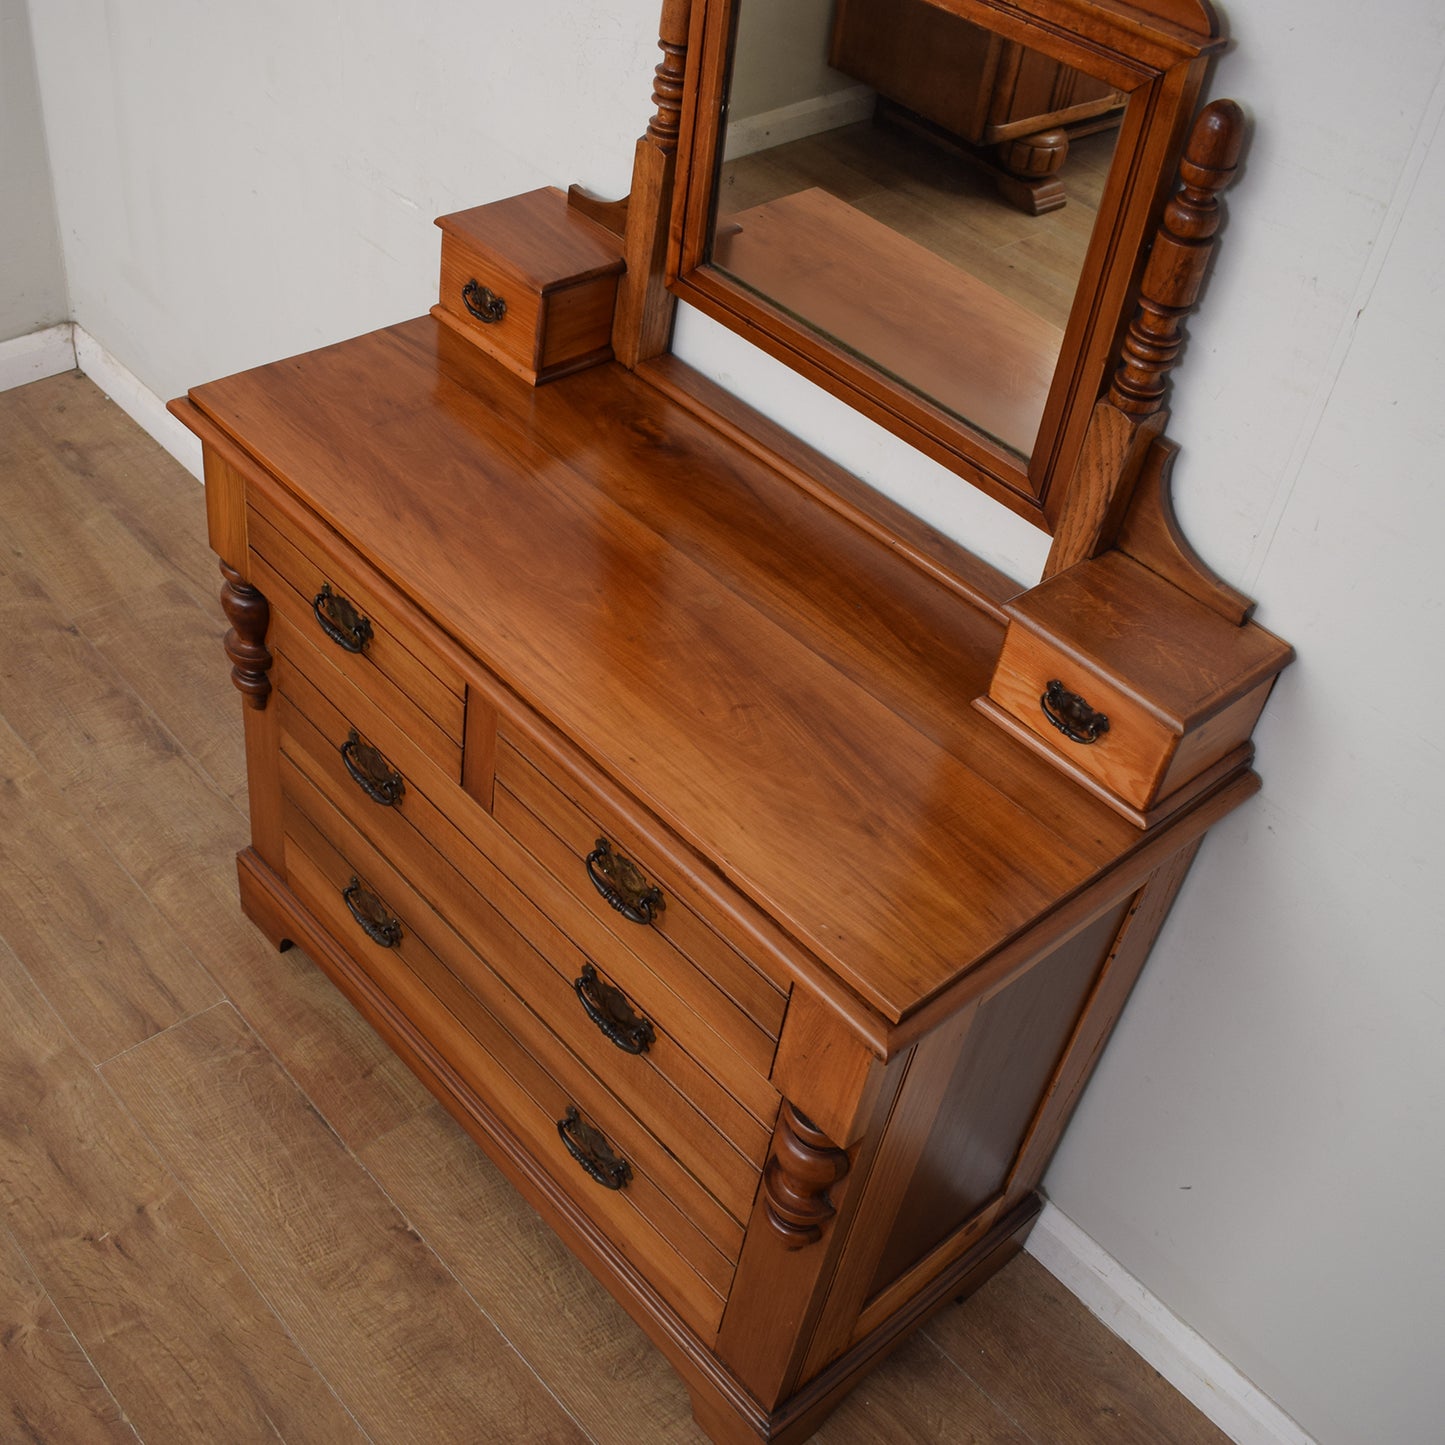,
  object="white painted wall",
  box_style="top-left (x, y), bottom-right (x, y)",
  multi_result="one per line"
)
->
top-left (728, 0), bottom-right (856, 119)
top-left (0, 0), bottom-right (67, 339)
top-left (21, 2), bottom-right (1445, 1442)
